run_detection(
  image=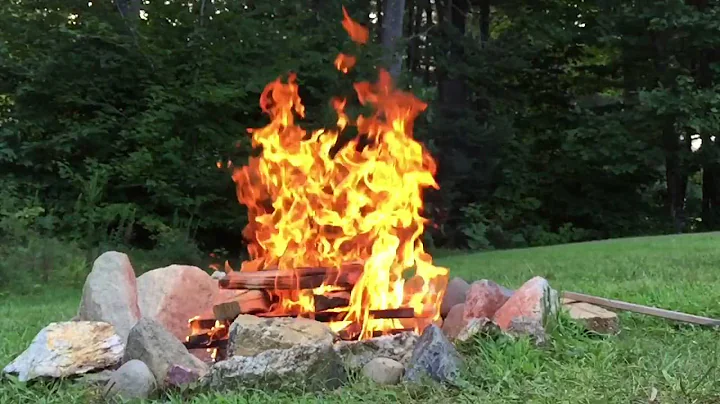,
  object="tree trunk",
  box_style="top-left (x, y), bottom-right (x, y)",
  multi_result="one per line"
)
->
top-left (382, 0), bottom-right (406, 80)
top-left (479, 0), bottom-right (490, 46)
top-left (115, 0), bottom-right (140, 21)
